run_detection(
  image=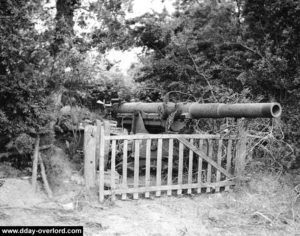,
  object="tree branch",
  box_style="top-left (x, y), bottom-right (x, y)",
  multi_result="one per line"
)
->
top-left (31, 135), bottom-right (40, 192)
top-left (186, 47), bottom-right (217, 102)
top-left (39, 154), bottom-right (53, 199)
